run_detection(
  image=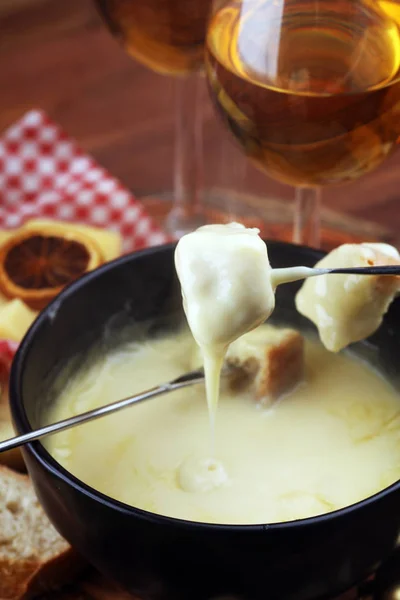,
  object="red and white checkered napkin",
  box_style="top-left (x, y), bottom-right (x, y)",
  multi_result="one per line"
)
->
top-left (0, 109), bottom-right (169, 375)
top-left (0, 109), bottom-right (168, 249)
